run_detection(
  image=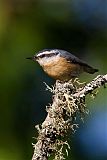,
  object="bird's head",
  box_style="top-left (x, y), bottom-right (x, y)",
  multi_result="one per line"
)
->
top-left (27, 49), bottom-right (60, 66)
